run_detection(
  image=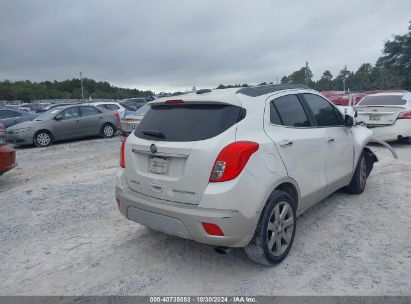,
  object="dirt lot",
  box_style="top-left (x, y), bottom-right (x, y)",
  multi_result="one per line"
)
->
top-left (0, 137), bottom-right (410, 295)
